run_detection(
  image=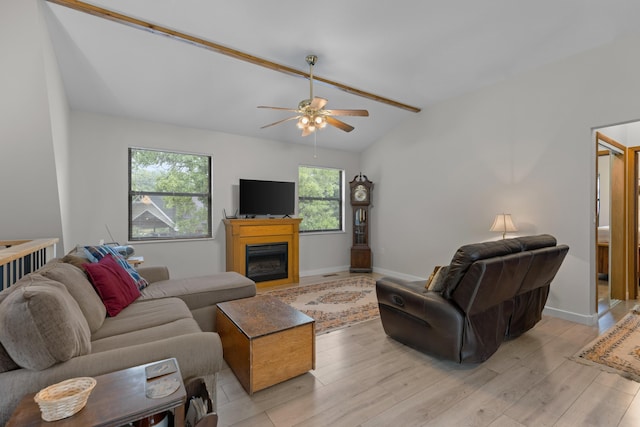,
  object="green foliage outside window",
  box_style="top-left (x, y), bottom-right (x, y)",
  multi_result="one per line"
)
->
top-left (298, 166), bottom-right (343, 232)
top-left (129, 148), bottom-right (212, 240)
